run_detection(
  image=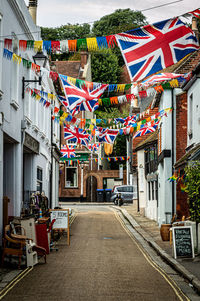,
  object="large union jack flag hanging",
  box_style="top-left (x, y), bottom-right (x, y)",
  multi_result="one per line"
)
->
top-left (59, 75), bottom-right (108, 116)
top-left (60, 145), bottom-right (76, 159)
top-left (96, 128), bottom-right (119, 144)
top-left (133, 121), bottom-right (160, 139)
top-left (64, 124), bottom-right (91, 146)
top-left (115, 18), bottom-right (199, 82)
